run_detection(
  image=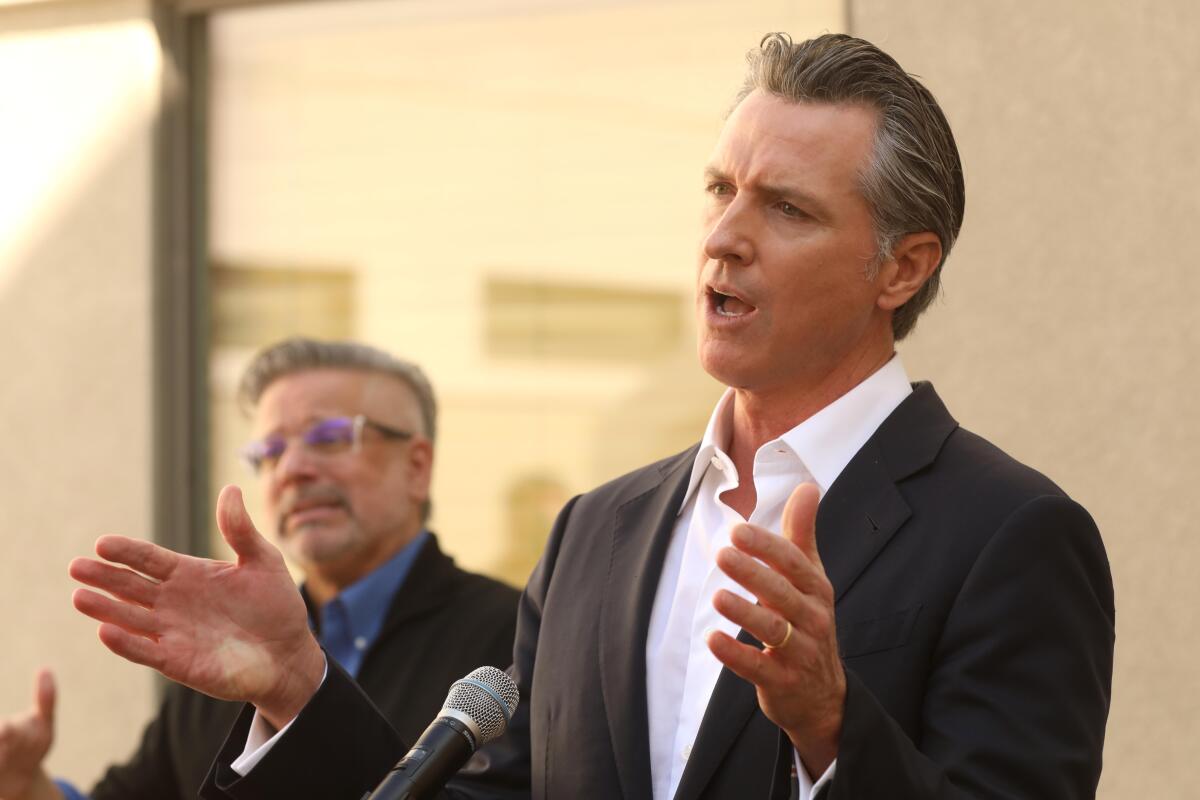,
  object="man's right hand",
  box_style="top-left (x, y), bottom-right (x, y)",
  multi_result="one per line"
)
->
top-left (68, 485), bottom-right (325, 729)
top-left (0, 669), bottom-right (61, 800)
